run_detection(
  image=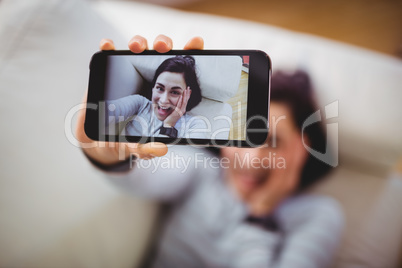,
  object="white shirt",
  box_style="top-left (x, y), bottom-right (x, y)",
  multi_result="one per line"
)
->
top-left (104, 146), bottom-right (345, 268)
top-left (105, 95), bottom-right (208, 139)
